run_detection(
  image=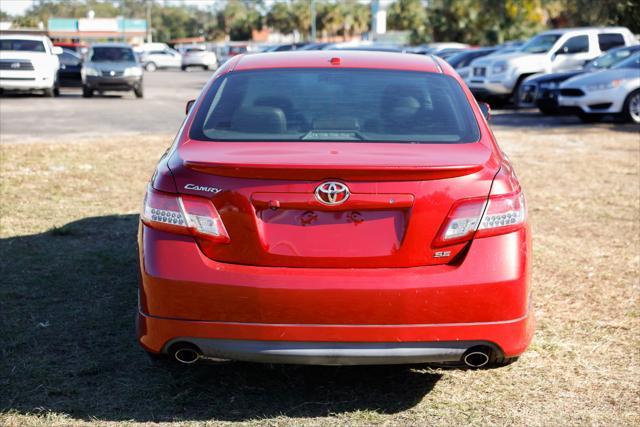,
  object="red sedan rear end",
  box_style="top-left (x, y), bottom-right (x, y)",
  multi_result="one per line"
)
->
top-left (137, 51), bottom-right (533, 368)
